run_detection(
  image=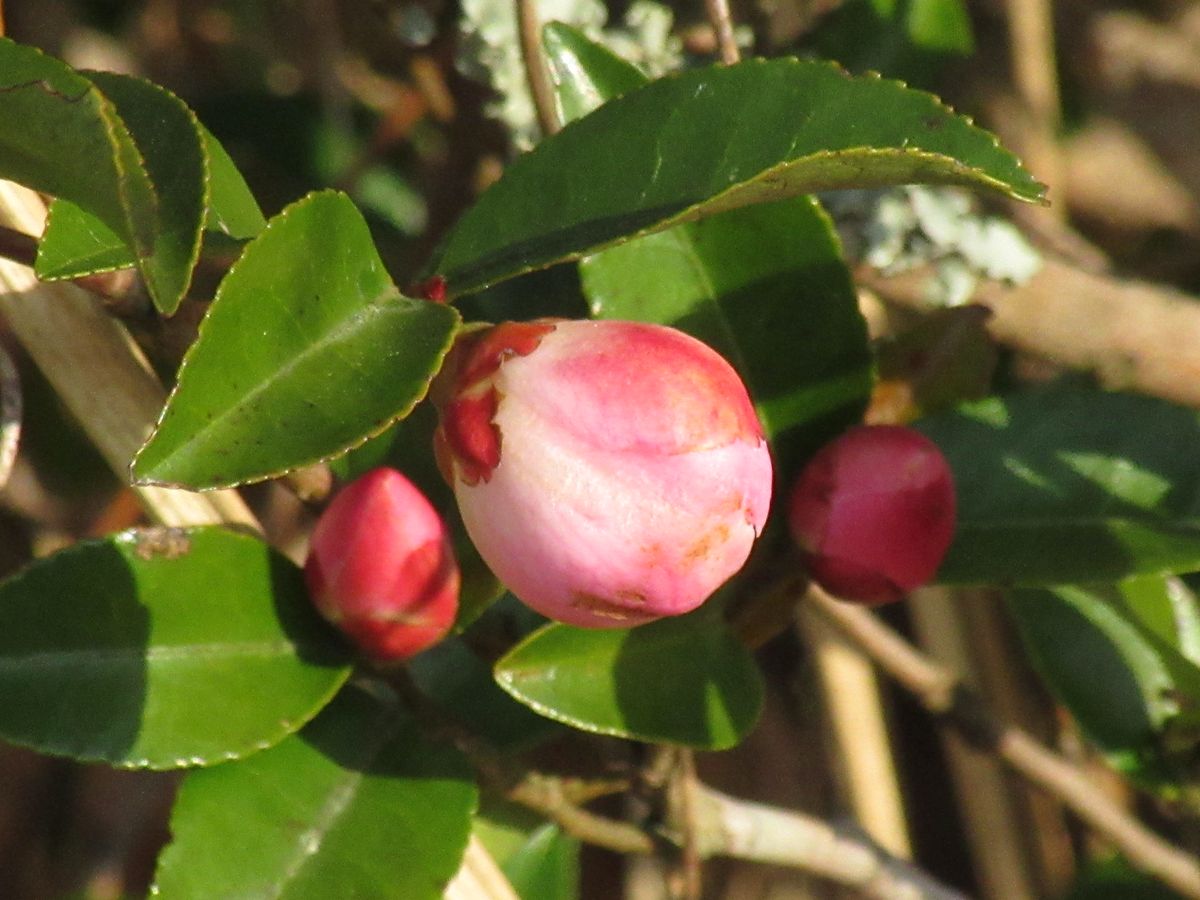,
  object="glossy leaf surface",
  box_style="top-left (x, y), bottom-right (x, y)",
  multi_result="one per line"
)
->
top-left (0, 39), bottom-right (156, 289)
top-left (40, 71), bottom-right (206, 313)
top-left (494, 616), bottom-right (763, 749)
top-left (431, 56), bottom-right (1043, 296)
top-left (153, 685), bottom-right (477, 899)
top-left (37, 122), bottom-right (266, 285)
top-left (918, 388), bottom-right (1200, 585)
top-left (201, 125), bottom-right (267, 239)
top-left (0, 527), bottom-right (352, 769)
top-left (133, 191), bottom-right (460, 489)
